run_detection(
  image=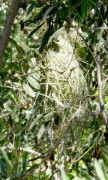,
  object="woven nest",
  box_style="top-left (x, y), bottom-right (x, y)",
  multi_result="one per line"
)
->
top-left (44, 27), bottom-right (88, 106)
